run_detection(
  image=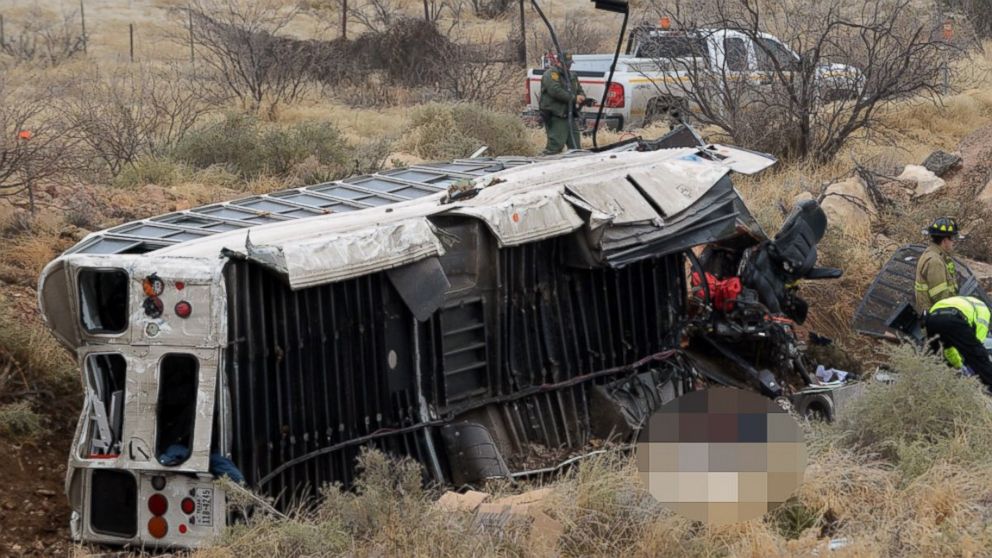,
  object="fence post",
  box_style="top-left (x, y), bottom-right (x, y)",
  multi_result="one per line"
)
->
top-left (129, 23), bottom-right (134, 62)
top-left (1, 15), bottom-right (5, 49)
top-left (341, 0), bottom-right (347, 40)
top-left (188, 3), bottom-right (195, 63)
top-left (518, 0), bottom-right (527, 66)
top-left (80, 0), bottom-right (87, 54)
